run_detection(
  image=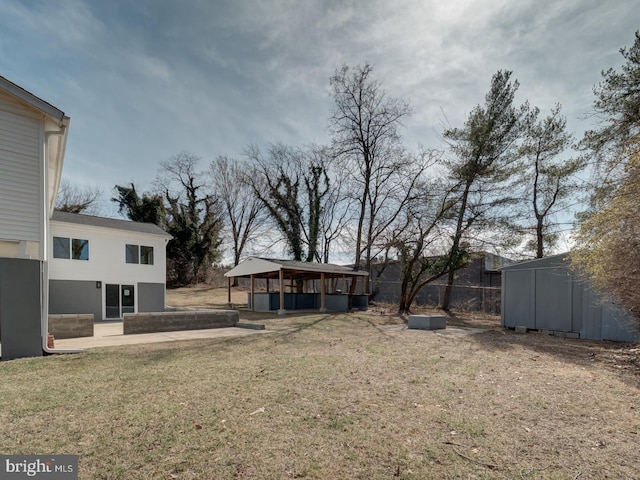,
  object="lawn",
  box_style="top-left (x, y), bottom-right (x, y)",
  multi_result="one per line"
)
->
top-left (0, 287), bottom-right (638, 479)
